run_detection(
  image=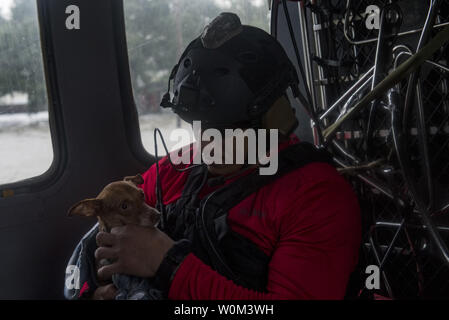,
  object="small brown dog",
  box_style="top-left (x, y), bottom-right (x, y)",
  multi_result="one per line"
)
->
top-left (68, 174), bottom-right (160, 232)
top-left (67, 174), bottom-right (161, 297)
